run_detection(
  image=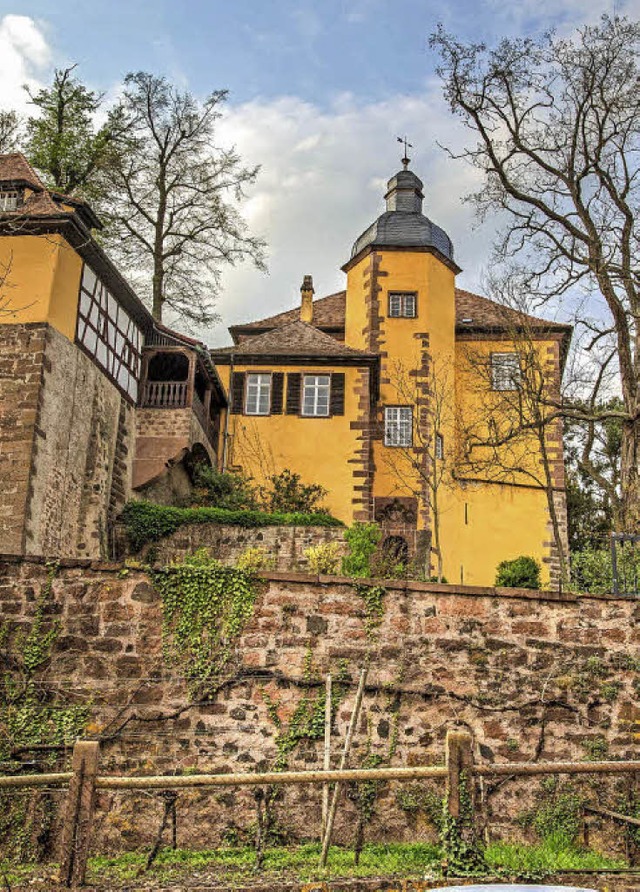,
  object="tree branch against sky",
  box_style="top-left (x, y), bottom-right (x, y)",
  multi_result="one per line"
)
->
top-left (431, 15), bottom-right (640, 531)
top-left (100, 72), bottom-right (267, 329)
top-left (0, 110), bottom-right (20, 154)
top-left (25, 65), bottom-right (130, 200)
